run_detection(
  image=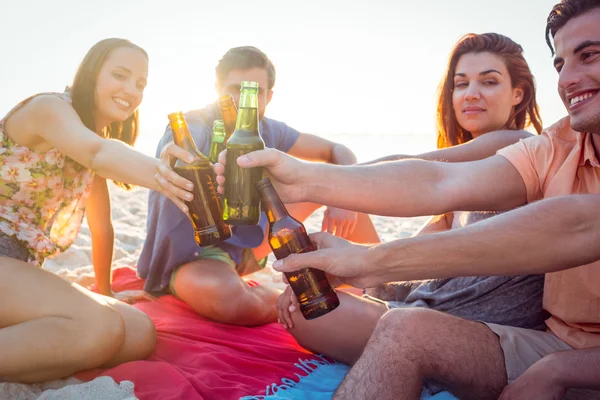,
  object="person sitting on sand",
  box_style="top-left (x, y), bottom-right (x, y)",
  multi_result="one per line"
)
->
top-left (0, 38), bottom-right (192, 383)
top-left (139, 46), bottom-right (380, 326)
top-left (269, 33), bottom-right (549, 363)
